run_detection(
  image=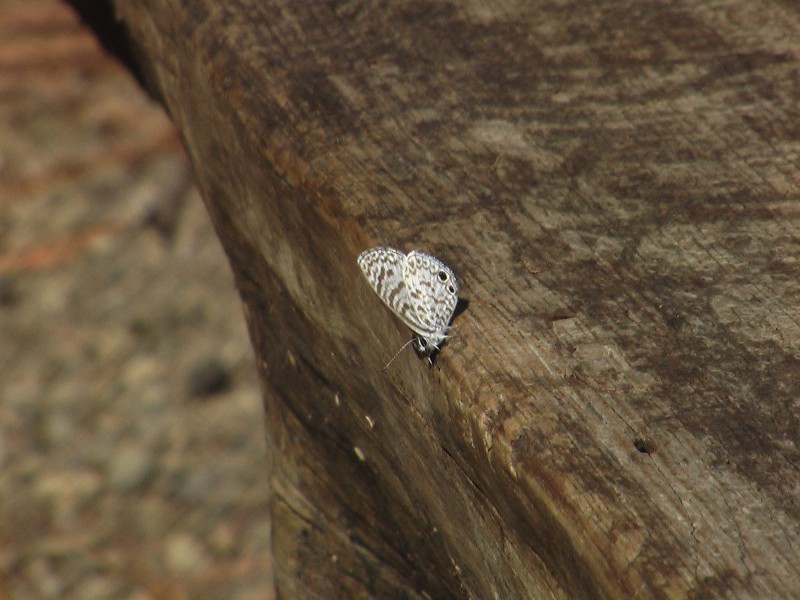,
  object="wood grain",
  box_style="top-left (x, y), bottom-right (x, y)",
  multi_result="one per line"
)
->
top-left (109, 1), bottom-right (800, 597)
